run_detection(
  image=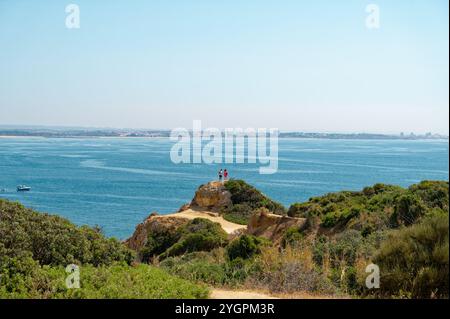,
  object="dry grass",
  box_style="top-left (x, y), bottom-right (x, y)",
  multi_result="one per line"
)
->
top-left (244, 244), bottom-right (338, 296)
